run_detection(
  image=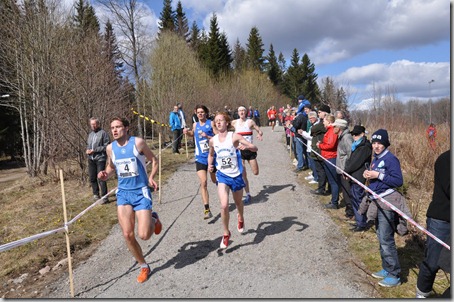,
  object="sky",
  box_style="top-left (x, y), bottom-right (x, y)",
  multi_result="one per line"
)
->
top-left (75, 0), bottom-right (450, 110)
